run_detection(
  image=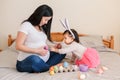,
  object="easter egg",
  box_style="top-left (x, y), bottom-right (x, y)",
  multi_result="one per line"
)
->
top-left (50, 71), bottom-right (54, 75)
top-left (56, 43), bottom-right (62, 49)
top-left (59, 66), bottom-right (64, 72)
top-left (79, 64), bottom-right (88, 72)
top-left (44, 46), bottom-right (49, 50)
top-left (50, 66), bottom-right (54, 71)
top-left (80, 74), bottom-right (86, 79)
top-left (54, 66), bottom-right (58, 73)
top-left (72, 65), bottom-right (79, 71)
top-left (63, 62), bottom-right (69, 68)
